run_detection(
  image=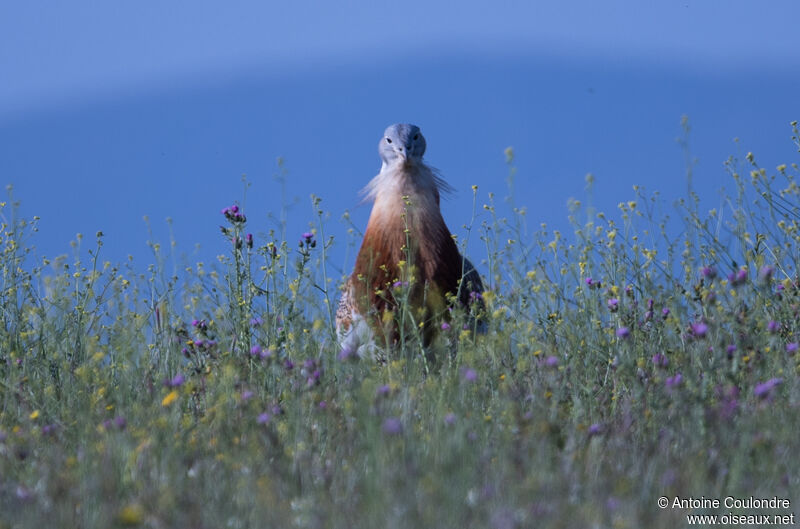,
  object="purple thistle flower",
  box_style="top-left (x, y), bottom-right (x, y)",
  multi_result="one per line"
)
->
top-left (616, 327), bottom-right (630, 339)
top-left (585, 277), bottom-right (601, 288)
top-left (644, 310), bottom-right (654, 322)
top-left (300, 231), bottom-right (315, 247)
top-left (444, 412), bottom-right (456, 426)
top-left (651, 353), bottom-right (668, 368)
top-left (587, 423), bottom-right (603, 436)
top-left (544, 355), bottom-right (559, 367)
top-left (754, 378), bottom-right (783, 399)
top-left (647, 299), bottom-right (654, 310)
top-left (166, 373), bottom-right (185, 388)
top-left (726, 344), bottom-right (737, 358)
top-left (461, 367), bottom-right (478, 382)
top-left (338, 346), bottom-right (356, 361)
top-left (700, 266), bottom-right (718, 279)
top-left (376, 384), bottom-right (391, 397)
top-left (307, 369), bottom-right (322, 387)
top-left (758, 265), bottom-right (775, 282)
top-left (284, 359), bottom-right (295, 370)
top-left (222, 204), bottom-right (246, 223)
top-left (690, 322), bottom-right (708, 338)
top-left (246, 233), bottom-right (253, 249)
top-left (113, 416), bottom-right (127, 430)
top-left (250, 317), bottom-right (263, 327)
top-left (729, 268), bottom-right (747, 286)
top-left (786, 342), bottom-right (799, 354)
top-left (257, 412), bottom-right (271, 425)
top-left (382, 417), bottom-right (403, 435)
top-left (318, 400), bottom-right (327, 409)
top-left (441, 322), bottom-right (451, 331)
top-left (665, 373), bottom-right (683, 389)
top-left (767, 320), bottom-right (780, 333)
top-left (607, 298), bottom-right (619, 312)
top-left (241, 390), bottom-right (254, 402)
top-left (41, 424), bottom-right (58, 436)
top-left (249, 346), bottom-right (272, 360)
top-left (15, 486), bottom-right (33, 502)
top-left (661, 307), bottom-right (670, 319)
top-left (392, 280), bottom-right (408, 288)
